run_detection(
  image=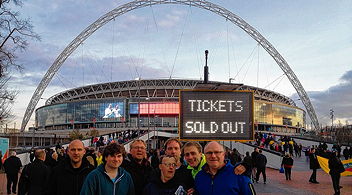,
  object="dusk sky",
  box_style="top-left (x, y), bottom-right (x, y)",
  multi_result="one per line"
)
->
top-left (6, 0), bottom-right (352, 130)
